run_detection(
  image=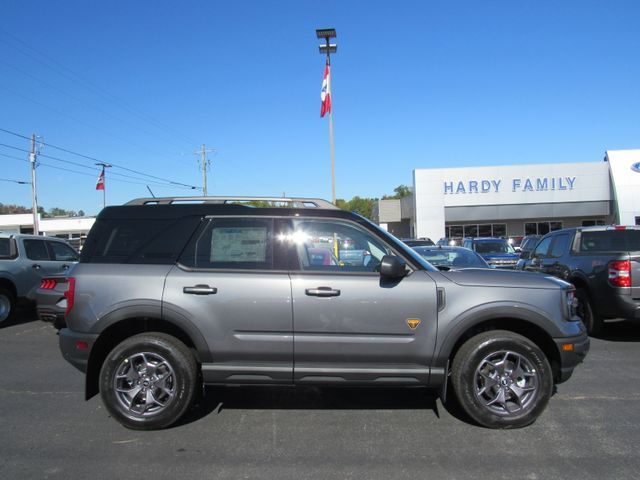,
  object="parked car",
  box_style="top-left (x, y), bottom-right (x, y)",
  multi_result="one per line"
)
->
top-left (462, 237), bottom-right (519, 269)
top-left (436, 237), bottom-right (463, 246)
top-left (515, 235), bottom-right (542, 270)
top-left (411, 245), bottom-right (490, 270)
top-left (507, 236), bottom-right (524, 252)
top-left (0, 233), bottom-right (78, 325)
top-left (521, 225), bottom-right (640, 334)
top-left (36, 275), bottom-right (70, 329)
top-left (401, 238), bottom-right (435, 247)
top-left (59, 196), bottom-right (588, 430)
